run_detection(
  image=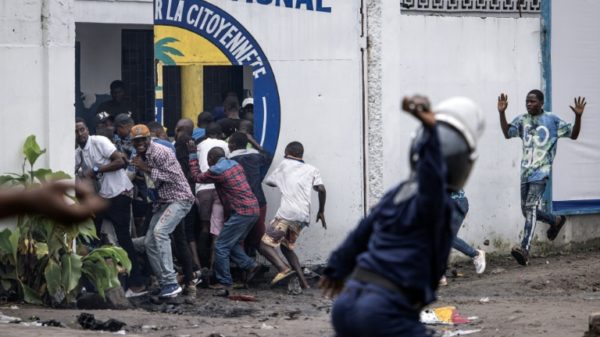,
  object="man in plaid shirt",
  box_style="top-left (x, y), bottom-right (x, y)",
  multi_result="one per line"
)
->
top-left (130, 124), bottom-right (194, 298)
top-left (188, 144), bottom-right (260, 294)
